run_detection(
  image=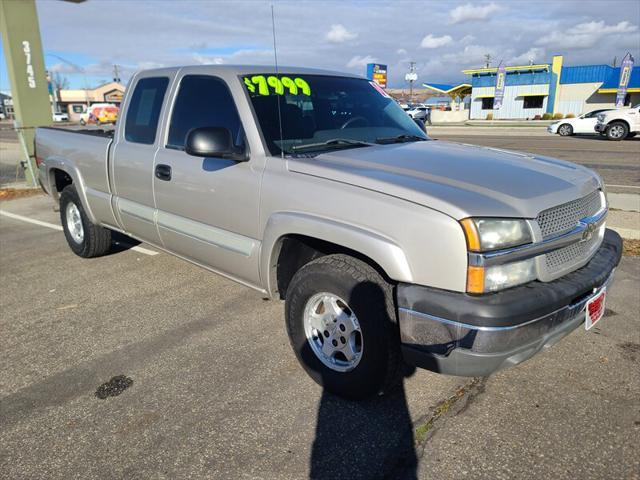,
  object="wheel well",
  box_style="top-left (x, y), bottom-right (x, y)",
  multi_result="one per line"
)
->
top-left (608, 119), bottom-right (630, 130)
top-left (274, 234), bottom-right (391, 299)
top-left (51, 168), bottom-right (73, 193)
